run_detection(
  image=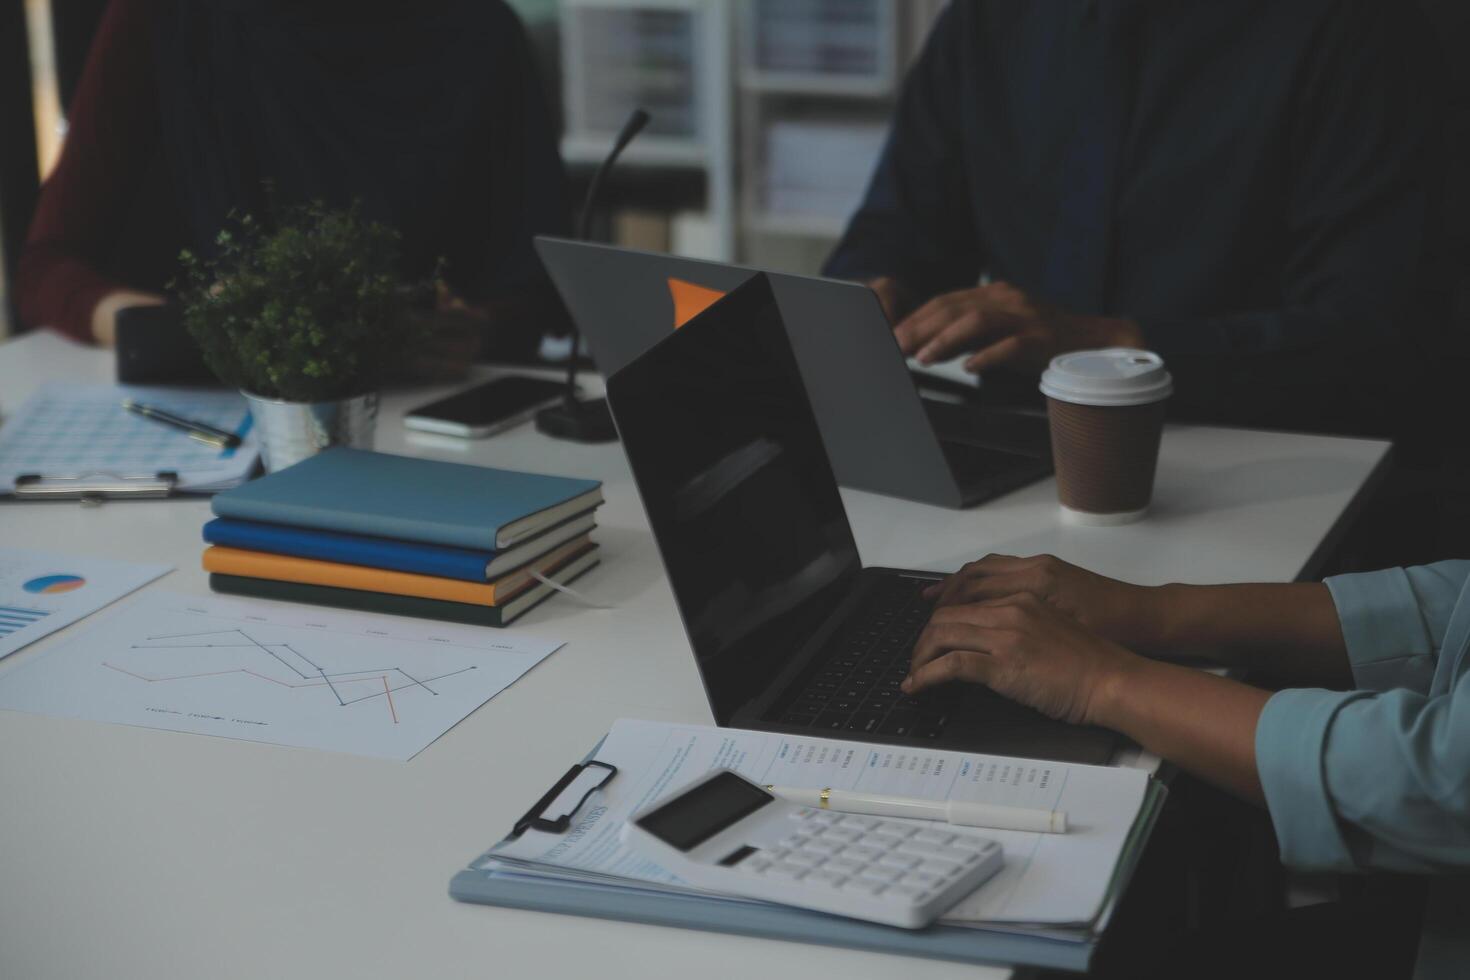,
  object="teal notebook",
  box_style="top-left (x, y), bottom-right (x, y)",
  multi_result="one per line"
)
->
top-left (211, 448), bottom-right (603, 550)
